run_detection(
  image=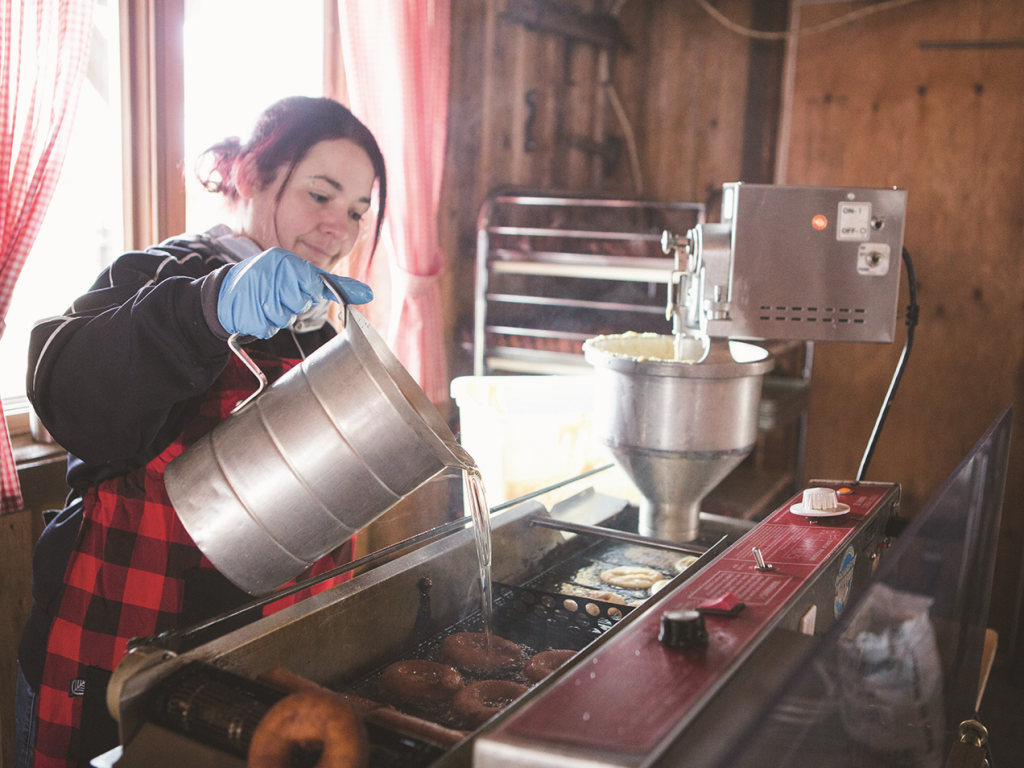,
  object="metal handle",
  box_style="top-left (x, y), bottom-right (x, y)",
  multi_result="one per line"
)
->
top-left (227, 275), bottom-right (349, 413)
top-left (320, 273), bottom-right (349, 331)
top-left (227, 334), bottom-right (268, 413)
top-left (752, 546), bottom-right (774, 572)
top-left (945, 720), bottom-right (989, 767)
top-left (530, 518), bottom-right (708, 555)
